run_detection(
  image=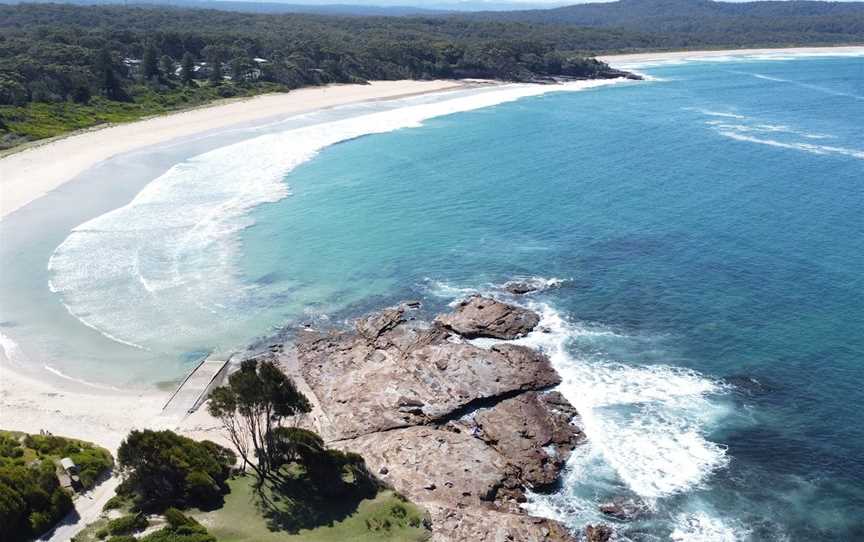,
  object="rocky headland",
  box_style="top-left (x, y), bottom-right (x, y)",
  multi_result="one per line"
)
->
top-left (264, 295), bottom-right (595, 541)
